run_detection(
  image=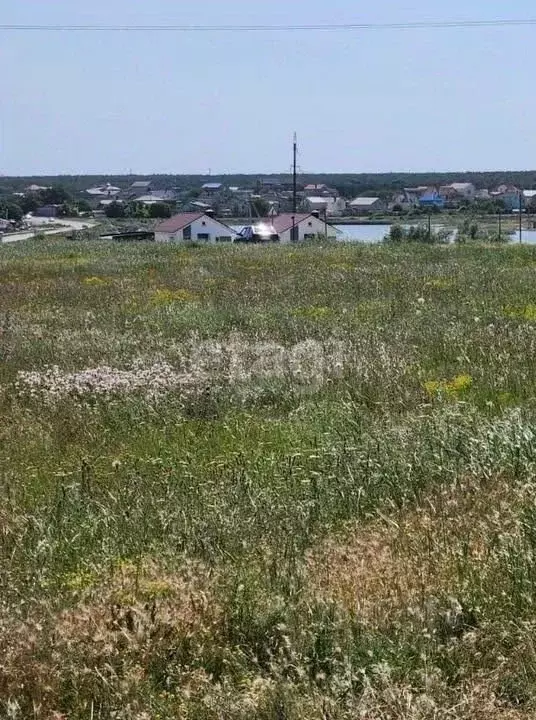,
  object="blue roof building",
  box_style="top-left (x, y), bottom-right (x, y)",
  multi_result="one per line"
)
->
top-left (419, 191), bottom-right (445, 209)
